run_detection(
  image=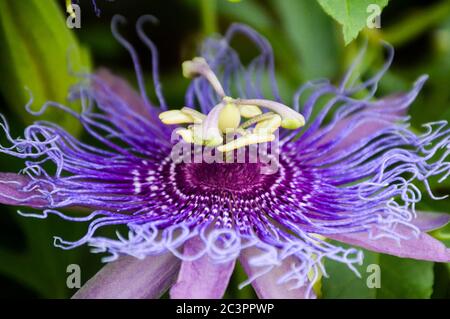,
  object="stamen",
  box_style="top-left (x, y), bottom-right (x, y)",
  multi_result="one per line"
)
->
top-left (199, 103), bottom-right (225, 147)
top-left (159, 110), bottom-right (195, 125)
top-left (254, 114), bottom-right (282, 134)
top-left (239, 112), bottom-right (275, 129)
top-left (161, 58), bottom-right (306, 151)
top-left (239, 105), bottom-right (262, 118)
top-left (191, 124), bottom-right (214, 145)
top-left (218, 133), bottom-right (275, 152)
top-left (181, 107), bottom-right (206, 123)
top-left (182, 57), bottom-right (226, 97)
top-left (233, 98), bottom-right (305, 130)
top-left (175, 128), bottom-right (194, 143)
